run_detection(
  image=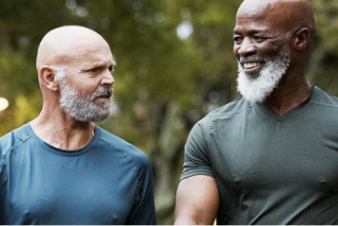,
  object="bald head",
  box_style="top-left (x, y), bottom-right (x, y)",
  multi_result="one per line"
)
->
top-left (237, 0), bottom-right (316, 36)
top-left (36, 26), bottom-right (111, 70)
